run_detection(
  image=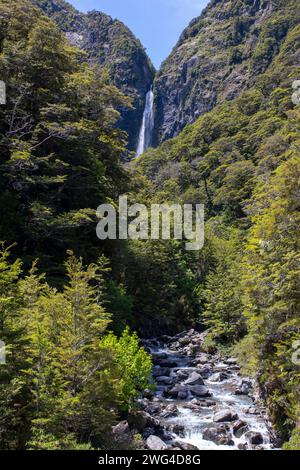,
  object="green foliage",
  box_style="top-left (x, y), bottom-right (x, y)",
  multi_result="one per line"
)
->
top-left (202, 227), bottom-right (245, 343)
top-left (100, 328), bottom-right (152, 407)
top-left (0, 248), bottom-right (152, 449)
top-left (283, 425), bottom-right (300, 450)
top-left (241, 156), bottom-right (300, 438)
top-left (0, 0), bottom-right (130, 275)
